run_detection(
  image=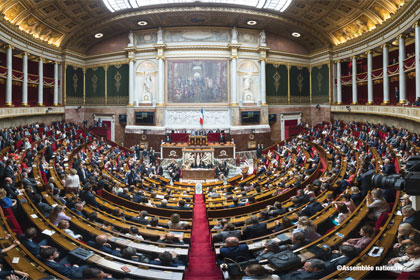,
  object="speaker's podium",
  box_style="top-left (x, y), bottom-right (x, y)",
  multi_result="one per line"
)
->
top-left (188, 135), bottom-right (207, 146)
